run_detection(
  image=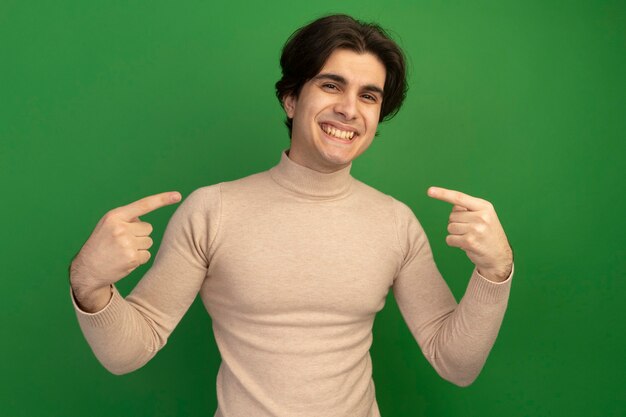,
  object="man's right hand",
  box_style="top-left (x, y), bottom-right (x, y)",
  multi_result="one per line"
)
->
top-left (70, 191), bottom-right (182, 313)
